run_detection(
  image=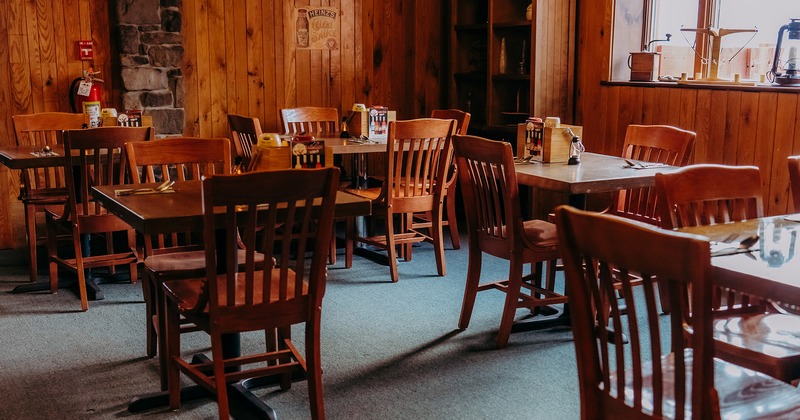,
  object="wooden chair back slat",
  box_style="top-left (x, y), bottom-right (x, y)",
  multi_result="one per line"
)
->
top-left (656, 164), bottom-right (763, 313)
top-left (199, 168), bottom-right (338, 325)
top-left (281, 107), bottom-right (339, 136)
top-left (12, 113), bottom-right (87, 195)
top-left (430, 109), bottom-right (471, 135)
top-left (228, 115), bottom-right (262, 169)
top-left (64, 127), bottom-right (154, 221)
top-left (556, 205), bottom-right (716, 419)
top-left (453, 134), bottom-right (520, 251)
top-left (655, 164), bottom-right (763, 230)
top-left (126, 137), bottom-right (231, 256)
top-left (384, 119), bottom-right (454, 213)
top-left (612, 125), bottom-right (696, 226)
